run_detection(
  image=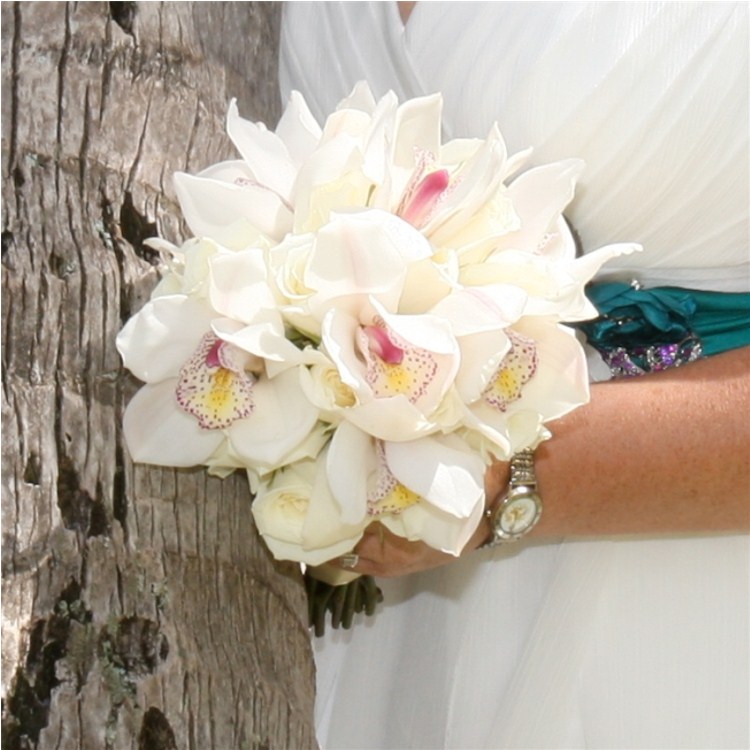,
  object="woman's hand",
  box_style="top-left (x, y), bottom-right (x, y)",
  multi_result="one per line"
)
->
top-left (336, 459), bottom-right (511, 578)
